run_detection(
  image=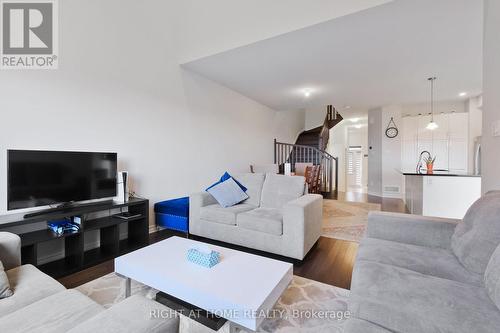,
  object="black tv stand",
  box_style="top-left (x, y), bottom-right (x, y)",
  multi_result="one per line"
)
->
top-left (0, 198), bottom-right (149, 279)
top-left (23, 200), bottom-right (115, 218)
